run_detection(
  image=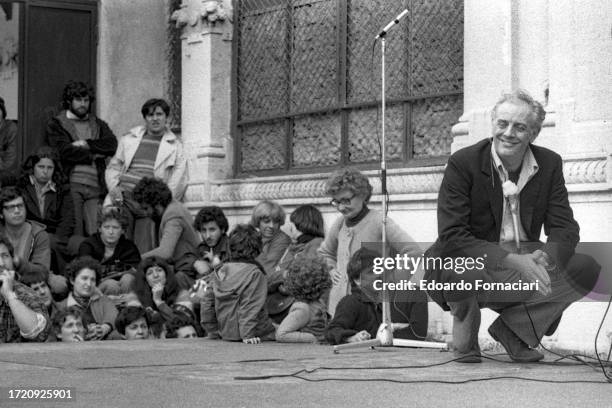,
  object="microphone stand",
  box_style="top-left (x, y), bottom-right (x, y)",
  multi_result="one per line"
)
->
top-left (333, 26), bottom-right (446, 353)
